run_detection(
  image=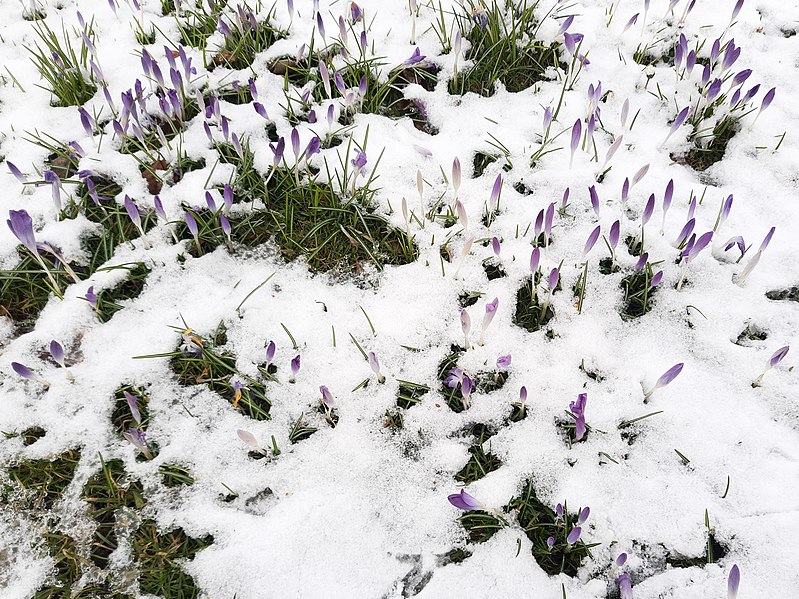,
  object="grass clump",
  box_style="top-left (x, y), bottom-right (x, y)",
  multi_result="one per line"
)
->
top-left (4, 449), bottom-right (82, 511)
top-left (620, 263), bottom-right (659, 318)
top-left (92, 263), bottom-right (151, 323)
top-left (454, 444), bottom-right (502, 484)
top-left (212, 4), bottom-right (285, 70)
top-left (513, 277), bottom-right (555, 333)
top-left (450, 0), bottom-right (562, 97)
top-left (396, 381), bottom-right (430, 409)
top-left (509, 480), bottom-right (597, 576)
